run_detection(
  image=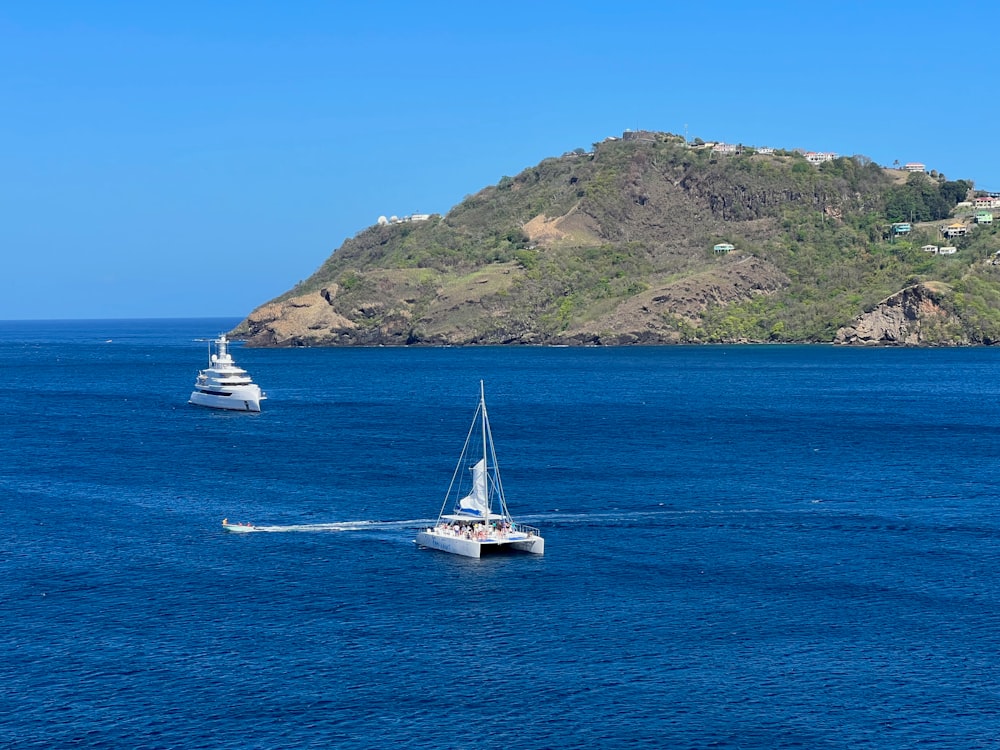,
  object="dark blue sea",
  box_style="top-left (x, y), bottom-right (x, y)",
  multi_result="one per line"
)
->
top-left (3, 318), bottom-right (999, 749)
